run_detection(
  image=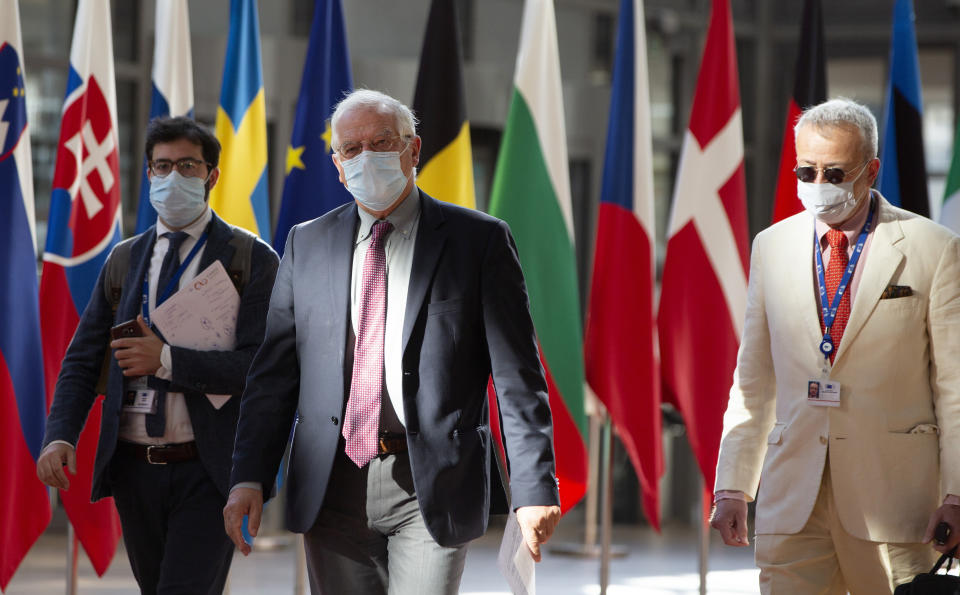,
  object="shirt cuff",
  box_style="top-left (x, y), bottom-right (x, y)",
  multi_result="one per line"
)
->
top-left (714, 490), bottom-right (749, 503)
top-left (944, 494), bottom-right (960, 506)
top-left (231, 482), bottom-right (262, 493)
top-left (42, 440), bottom-right (76, 453)
top-left (156, 344), bottom-right (173, 381)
